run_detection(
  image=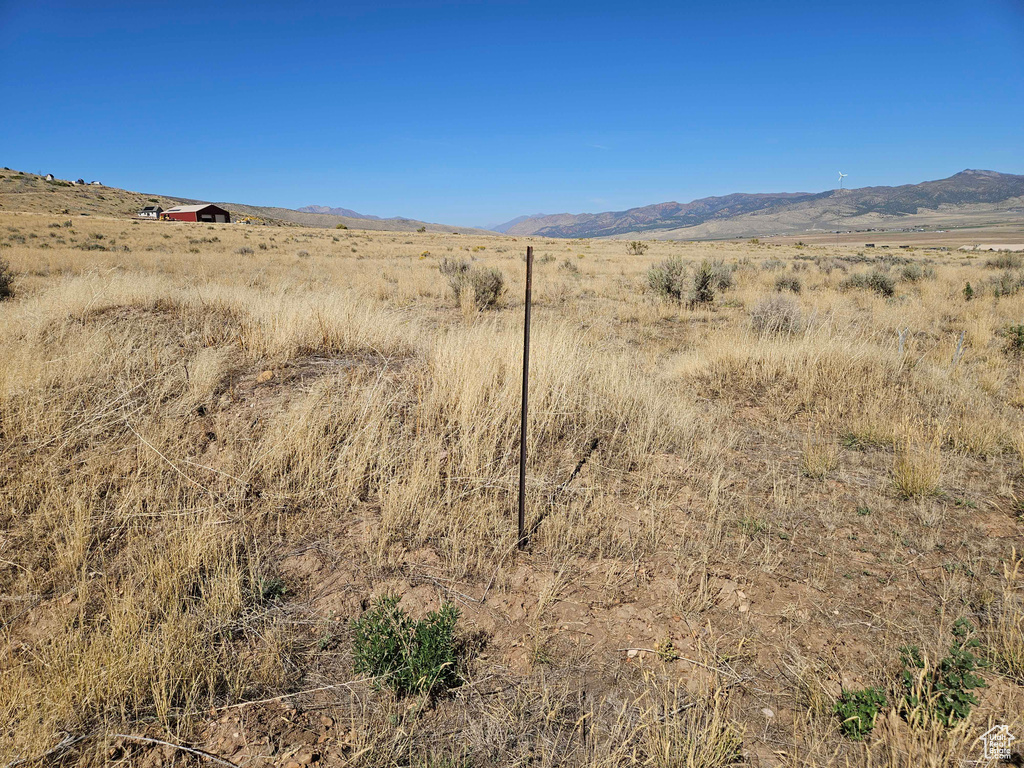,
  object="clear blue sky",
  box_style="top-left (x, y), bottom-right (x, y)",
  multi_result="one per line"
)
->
top-left (2, 0), bottom-right (1022, 226)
